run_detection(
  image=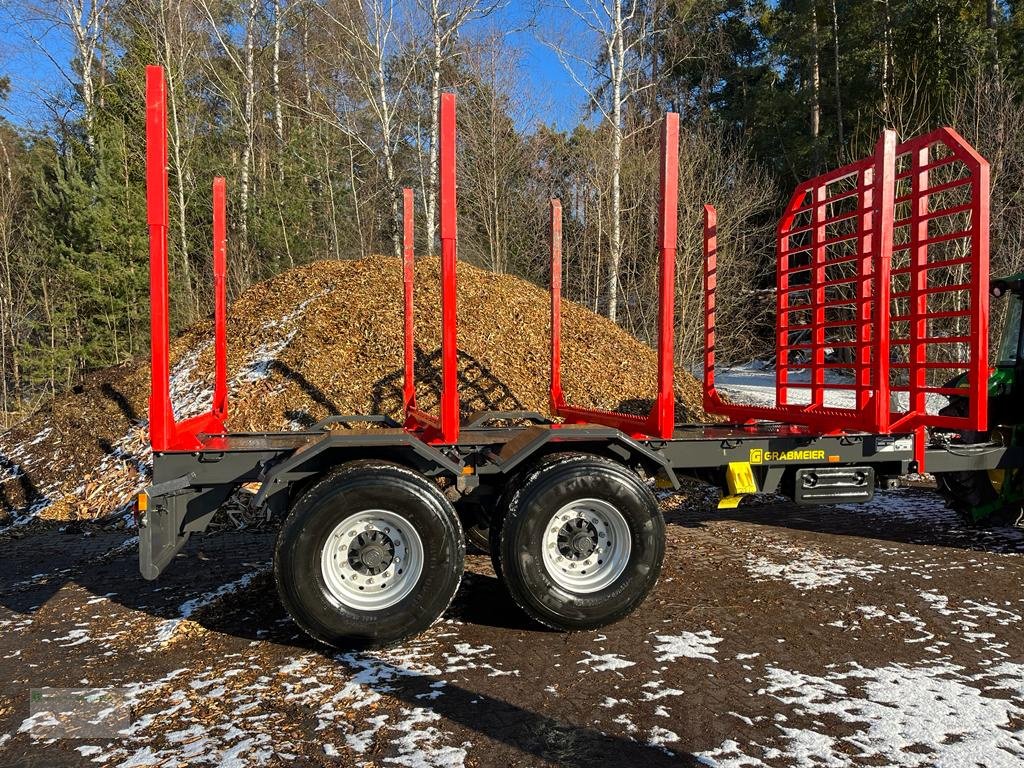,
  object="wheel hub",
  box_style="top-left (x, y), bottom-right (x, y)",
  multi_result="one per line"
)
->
top-left (348, 530), bottom-right (395, 575)
top-left (559, 520), bottom-right (598, 560)
top-left (320, 510), bottom-right (424, 611)
top-left (541, 499), bottom-right (631, 594)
